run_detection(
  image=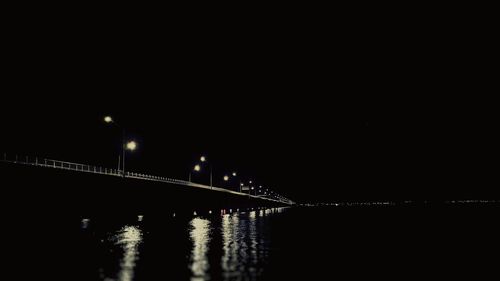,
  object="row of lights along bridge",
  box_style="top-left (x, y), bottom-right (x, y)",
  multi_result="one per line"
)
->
top-left (104, 115), bottom-right (286, 201)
